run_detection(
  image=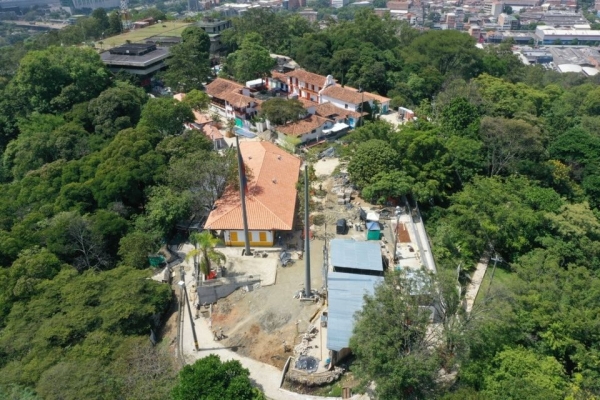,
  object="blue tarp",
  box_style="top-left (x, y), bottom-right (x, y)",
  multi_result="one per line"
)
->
top-left (366, 221), bottom-right (380, 231)
top-left (235, 127), bottom-right (257, 138)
